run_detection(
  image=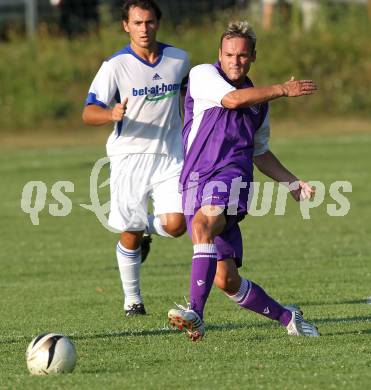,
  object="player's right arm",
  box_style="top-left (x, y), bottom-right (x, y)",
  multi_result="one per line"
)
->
top-left (82, 99), bottom-right (127, 126)
top-left (189, 66), bottom-right (317, 111)
top-left (222, 77), bottom-right (318, 109)
top-left (82, 60), bottom-right (126, 126)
